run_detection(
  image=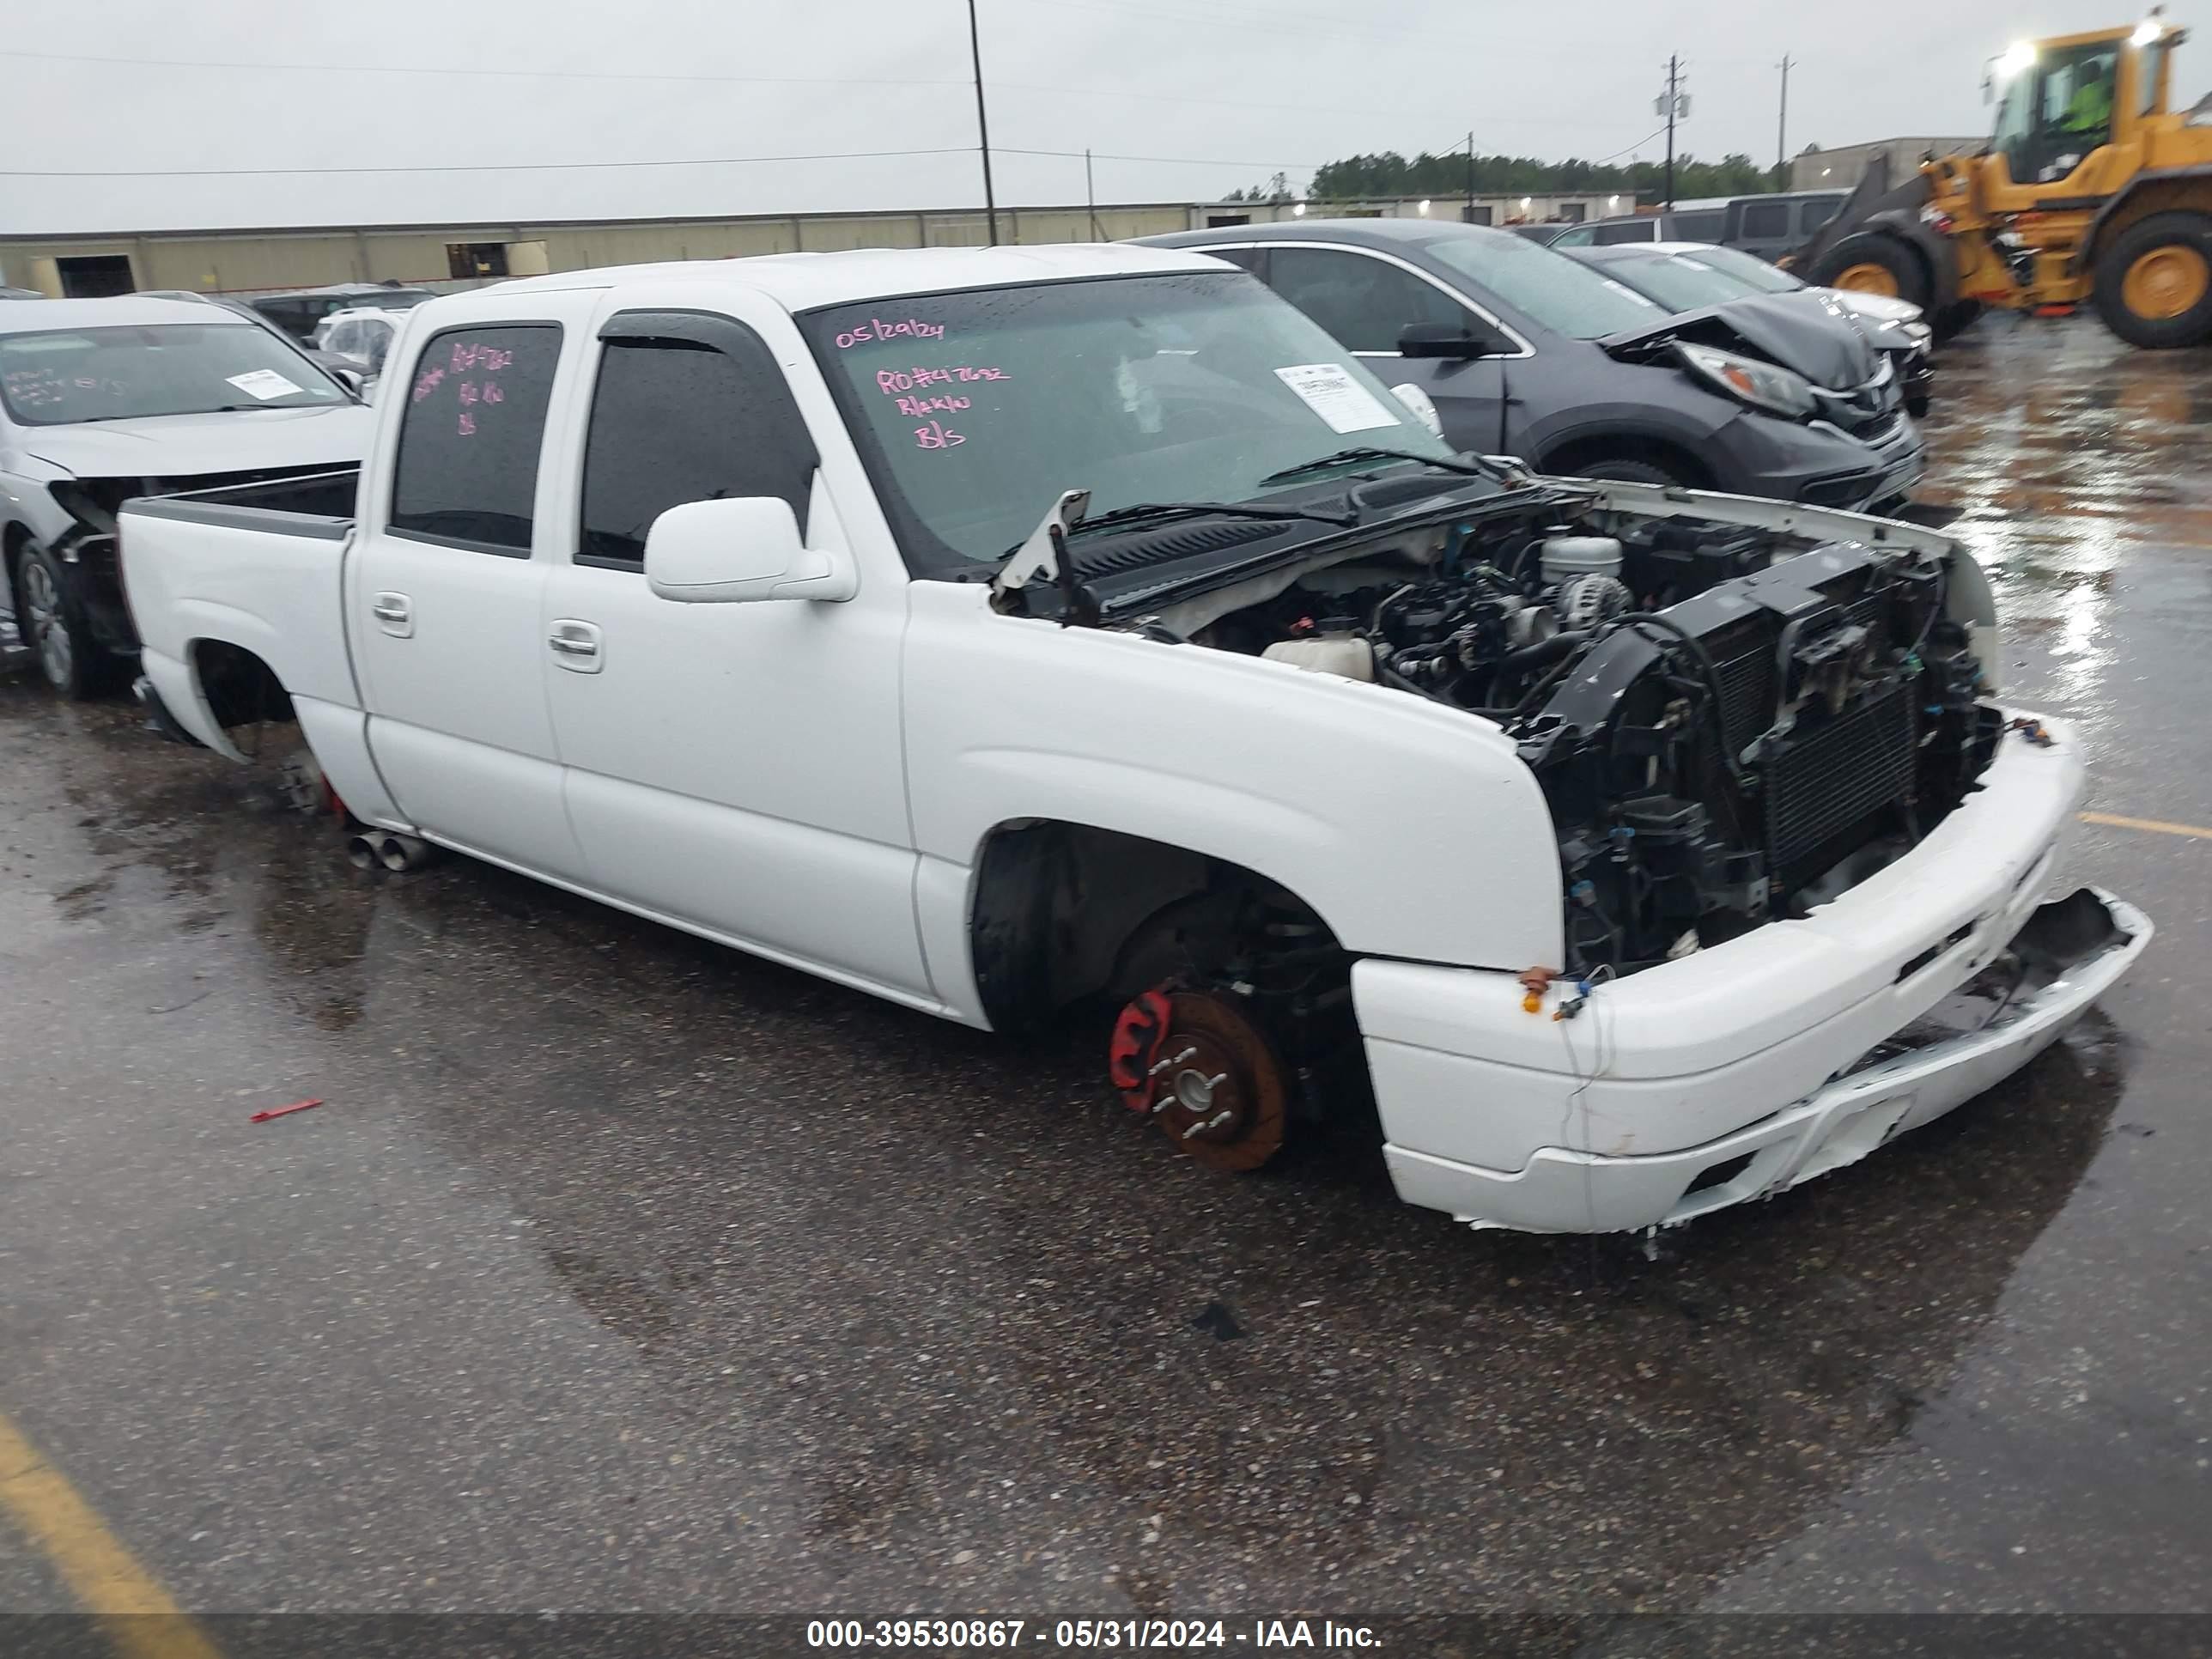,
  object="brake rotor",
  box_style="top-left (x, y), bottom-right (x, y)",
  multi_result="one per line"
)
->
top-left (1112, 989), bottom-right (1288, 1173)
